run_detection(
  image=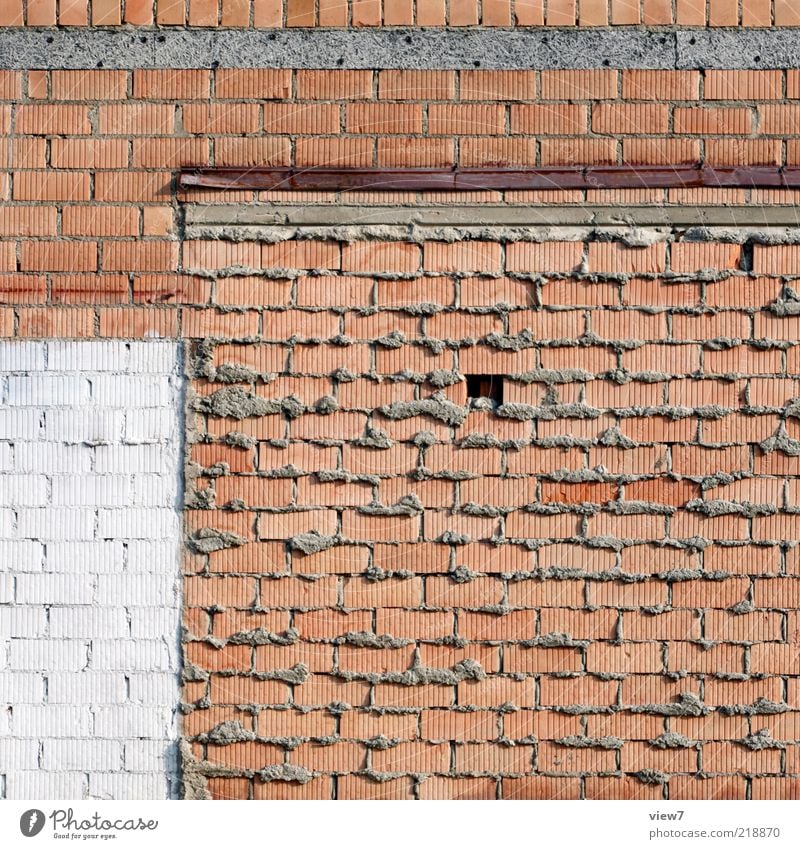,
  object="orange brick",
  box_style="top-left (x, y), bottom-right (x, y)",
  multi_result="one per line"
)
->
top-left (593, 103), bottom-right (669, 135)
top-left (50, 70), bottom-right (127, 101)
top-left (345, 104), bottom-right (423, 134)
top-left (132, 70), bottom-right (210, 100)
top-left (296, 70), bottom-right (372, 101)
top-left (429, 105), bottom-right (505, 135)
top-left (673, 107), bottom-right (754, 135)
top-left (99, 104), bottom-right (175, 135)
top-left (379, 71), bottom-right (455, 101)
